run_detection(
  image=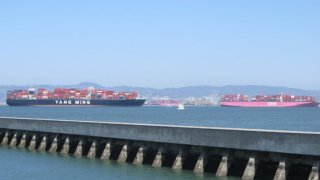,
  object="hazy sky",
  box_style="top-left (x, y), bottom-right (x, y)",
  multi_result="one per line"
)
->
top-left (0, 1), bottom-right (319, 89)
